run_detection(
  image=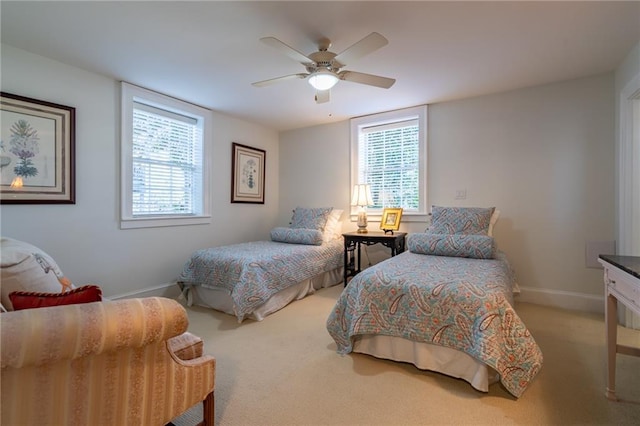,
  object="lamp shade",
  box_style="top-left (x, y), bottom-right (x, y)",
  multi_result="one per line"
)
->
top-left (308, 69), bottom-right (339, 91)
top-left (351, 184), bottom-right (373, 207)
